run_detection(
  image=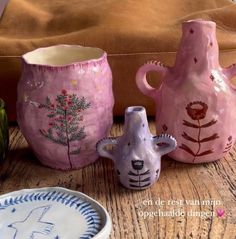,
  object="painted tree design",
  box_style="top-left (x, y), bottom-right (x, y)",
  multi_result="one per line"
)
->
top-left (39, 89), bottom-right (91, 168)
